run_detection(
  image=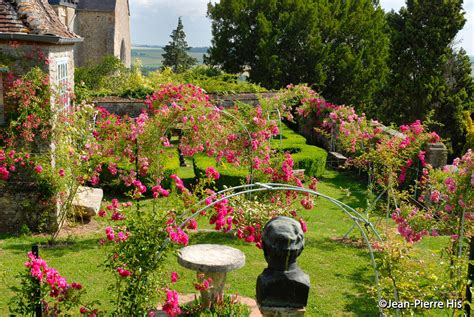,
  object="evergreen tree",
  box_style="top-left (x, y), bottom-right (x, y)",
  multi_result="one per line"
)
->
top-left (162, 18), bottom-right (197, 73)
top-left (379, 0), bottom-right (471, 155)
top-left (206, 0), bottom-right (389, 109)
